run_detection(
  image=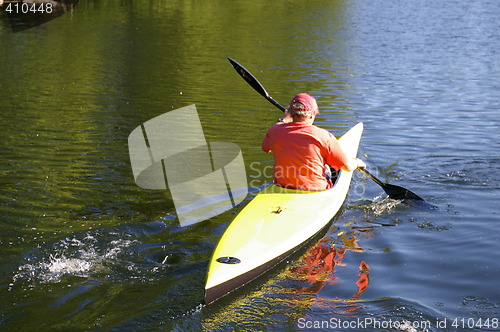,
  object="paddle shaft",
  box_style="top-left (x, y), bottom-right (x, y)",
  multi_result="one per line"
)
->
top-left (357, 168), bottom-right (384, 187)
